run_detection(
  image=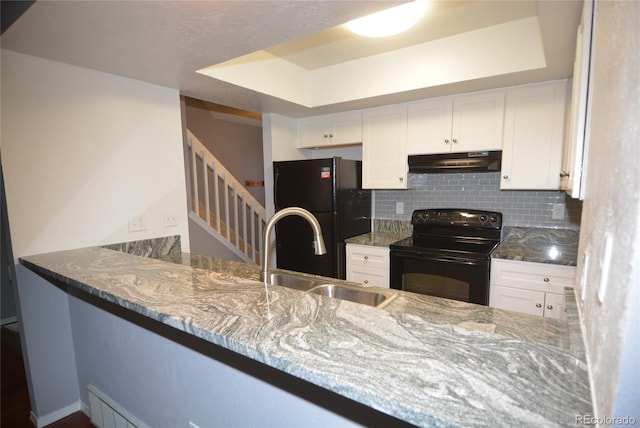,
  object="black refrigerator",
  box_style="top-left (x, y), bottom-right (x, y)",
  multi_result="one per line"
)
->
top-left (273, 157), bottom-right (371, 279)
